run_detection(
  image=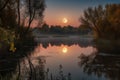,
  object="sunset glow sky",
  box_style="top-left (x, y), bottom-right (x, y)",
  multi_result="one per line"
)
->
top-left (44, 0), bottom-right (120, 27)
